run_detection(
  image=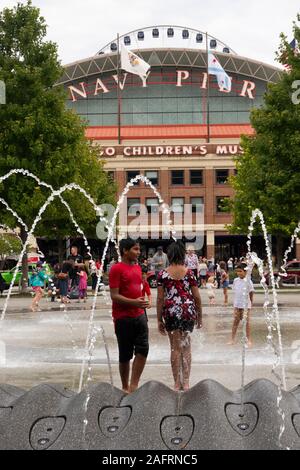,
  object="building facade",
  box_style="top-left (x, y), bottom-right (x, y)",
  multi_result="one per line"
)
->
top-left (57, 26), bottom-right (287, 259)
